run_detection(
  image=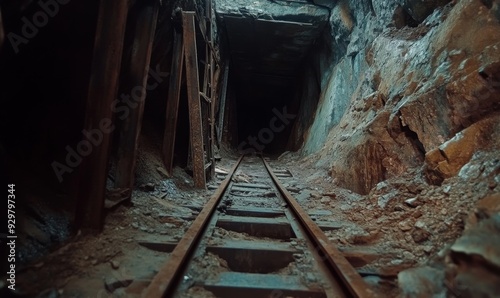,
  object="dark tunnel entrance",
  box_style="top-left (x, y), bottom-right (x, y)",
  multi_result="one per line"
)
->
top-left (216, 1), bottom-right (329, 155)
top-left (232, 74), bottom-right (297, 155)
